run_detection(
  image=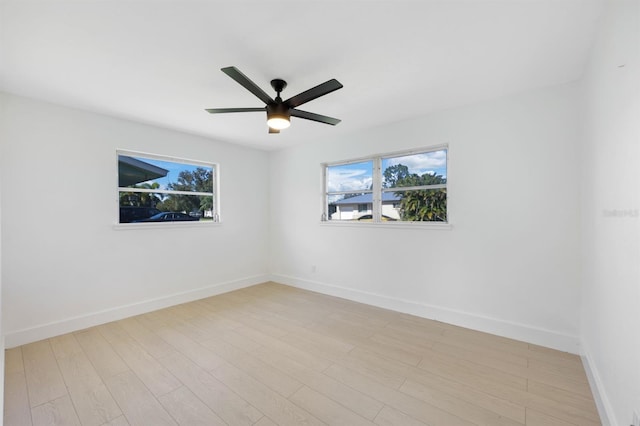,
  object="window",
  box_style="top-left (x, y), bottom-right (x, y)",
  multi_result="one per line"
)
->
top-left (324, 160), bottom-right (373, 221)
top-left (117, 151), bottom-right (219, 224)
top-left (323, 146), bottom-right (447, 223)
